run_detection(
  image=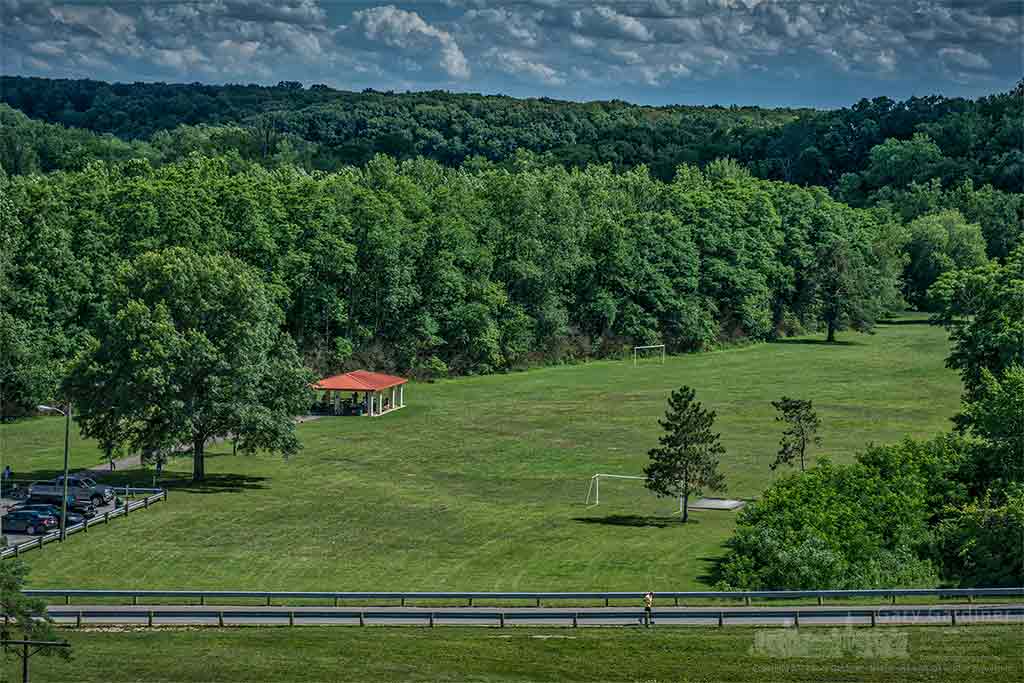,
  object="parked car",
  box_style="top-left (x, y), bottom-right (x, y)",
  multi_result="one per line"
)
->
top-left (28, 476), bottom-right (114, 507)
top-left (25, 494), bottom-right (98, 518)
top-left (12, 503), bottom-right (86, 527)
top-left (1, 509), bottom-right (58, 535)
